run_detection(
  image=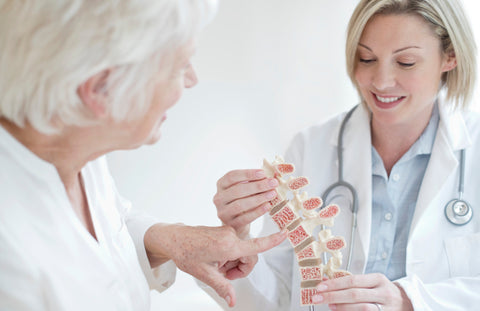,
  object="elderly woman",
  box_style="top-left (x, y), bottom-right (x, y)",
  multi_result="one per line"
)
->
top-left (207, 0), bottom-right (479, 310)
top-left (0, 1), bottom-right (286, 310)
